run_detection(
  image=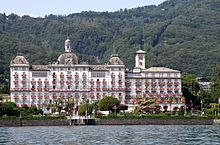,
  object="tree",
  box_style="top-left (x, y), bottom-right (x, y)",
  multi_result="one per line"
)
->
top-left (182, 73), bottom-right (201, 107)
top-left (99, 96), bottom-right (119, 111)
top-left (0, 102), bottom-right (19, 116)
top-left (78, 103), bottom-right (92, 116)
top-left (210, 66), bottom-right (220, 102)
